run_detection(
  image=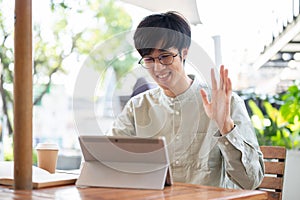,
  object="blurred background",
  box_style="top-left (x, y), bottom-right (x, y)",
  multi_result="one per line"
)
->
top-left (0, 0), bottom-right (299, 198)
